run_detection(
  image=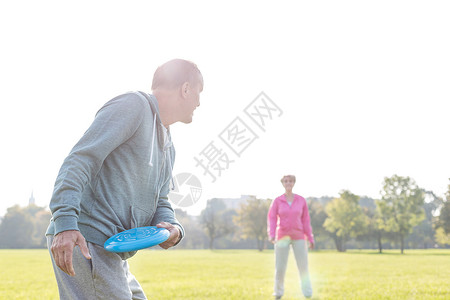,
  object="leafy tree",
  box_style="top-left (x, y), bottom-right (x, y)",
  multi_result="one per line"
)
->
top-left (377, 175), bottom-right (425, 254)
top-left (307, 199), bottom-right (328, 250)
top-left (354, 197), bottom-right (383, 251)
top-left (435, 180), bottom-right (450, 245)
top-left (406, 191), bottom-right (442, 249)
top-left (0, 204), bottom-right (52, 248)
top-left (437, 181), bottom-right (450, 233)
top-left (32, 209), bottom-right (52, 248)
top-left (200, 198), bottom-right (235, 249)
top-left (173, 209), bottom-right (207, 249)
top-left (360, 204), bottom-right (382, 252)
top-left (233, 198), bottom-right (271, 251)
top-left (324, 190), bottom-right (366, 252)
top-left (435, 227), bottom-right (450, 246)
top-left (0, 205), bottom-right (34, 248)
top-left (218, 209), bottom-right (238, 248)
